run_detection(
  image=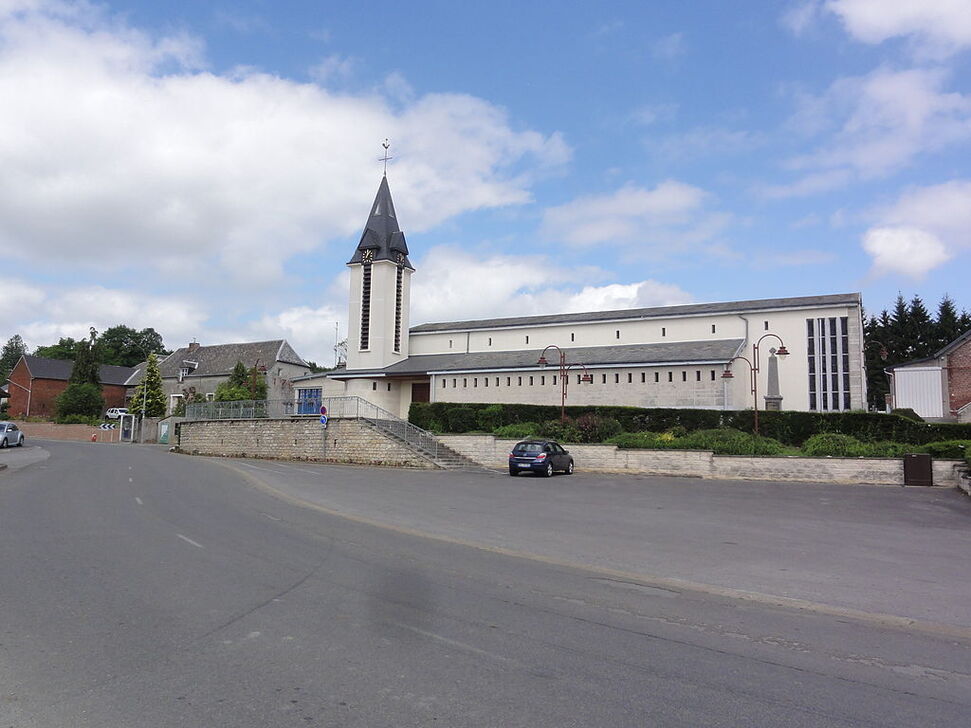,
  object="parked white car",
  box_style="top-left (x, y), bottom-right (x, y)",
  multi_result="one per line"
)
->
top-left (0, 422), bottom-right (25, 447)
top-left (105, 408), bottom-right (129, 419)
